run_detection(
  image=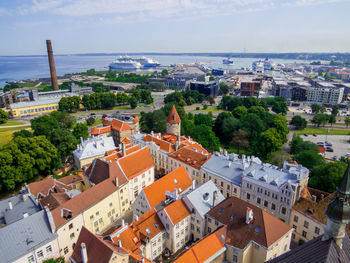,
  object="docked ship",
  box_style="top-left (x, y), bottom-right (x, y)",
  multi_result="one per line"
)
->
top-left (223, 57), bottom-right (234, 64)
top-left (109, 58), bottom-right (142, 70)
top-left (263, 57), bottom-right (275, 70)
top-left (109, 55), bottom-right (160, 69)
top-left (252, 60), bottom-right (264, 73)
